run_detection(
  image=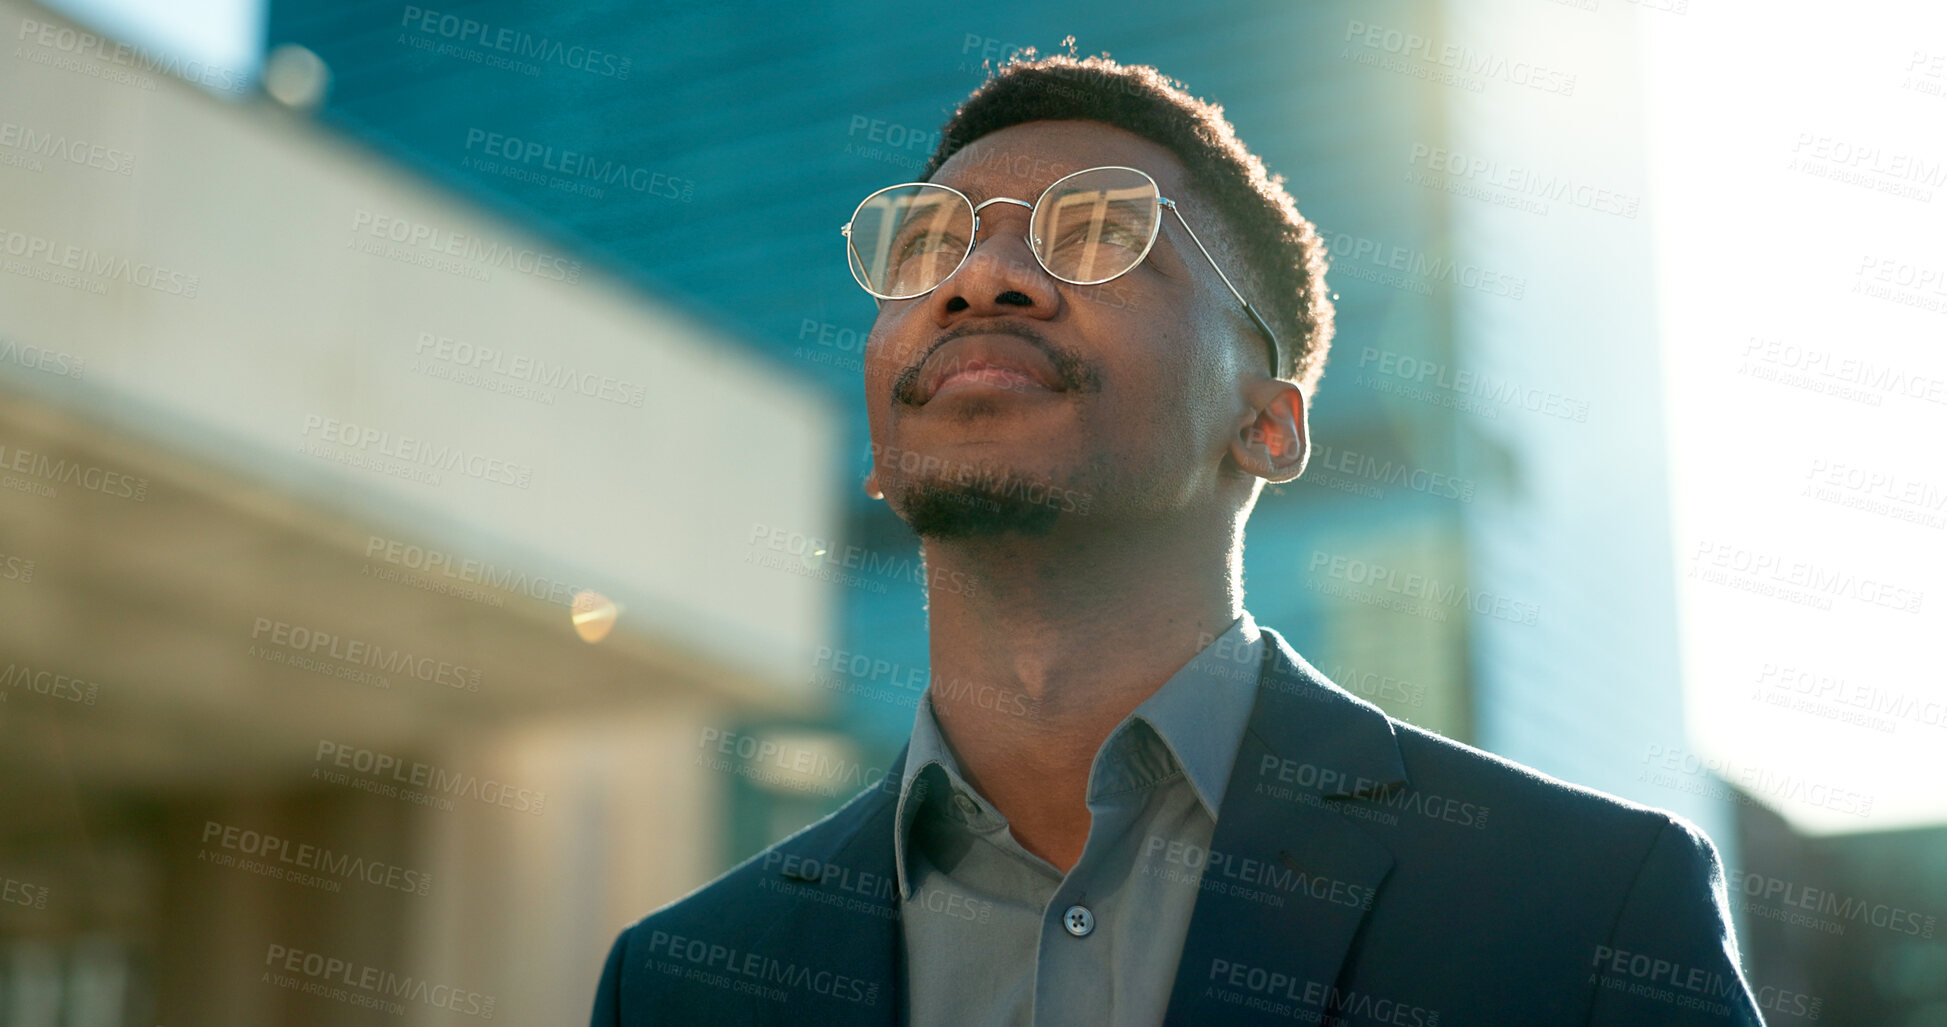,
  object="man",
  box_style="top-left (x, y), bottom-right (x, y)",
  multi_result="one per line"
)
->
top-left (593, 55), bottom-right (1762, 1026)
